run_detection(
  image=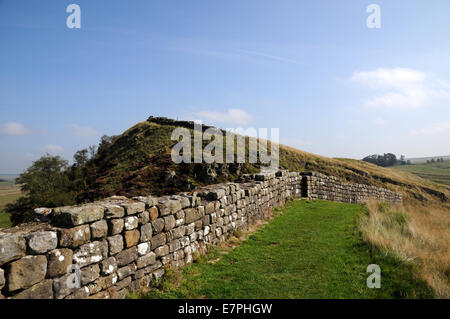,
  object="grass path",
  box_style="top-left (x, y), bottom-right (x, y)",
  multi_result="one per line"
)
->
top-left (138, 200), bottom-right (432, 299)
